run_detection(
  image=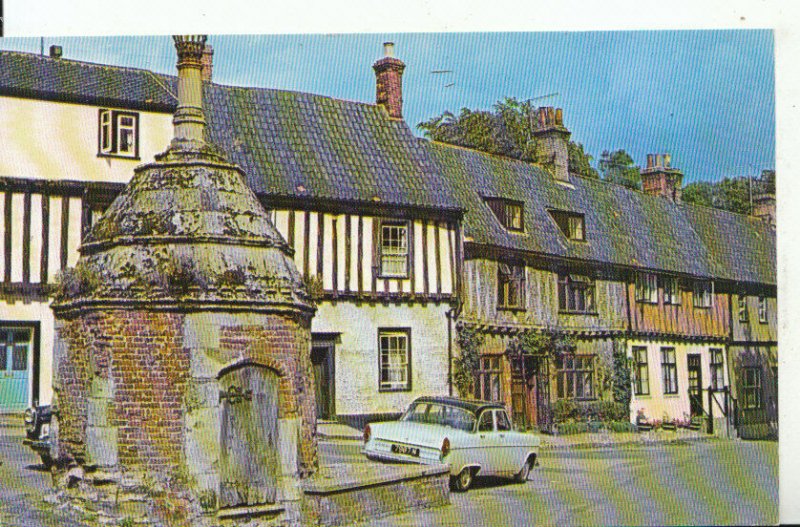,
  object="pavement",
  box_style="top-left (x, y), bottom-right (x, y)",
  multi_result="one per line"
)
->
top-left (317, 420), bottom-right (715, 449)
